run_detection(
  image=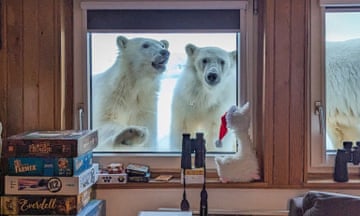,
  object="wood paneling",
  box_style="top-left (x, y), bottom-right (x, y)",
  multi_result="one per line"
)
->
top-left (288, 0), bottom-right (306, 185)
top-left (6, 0), bottom-right (24, 135)
top-left (0, 0), bottom-right (7, 133)
top-left (0, 0), bottom-right (73, 138)
top-left (23, 0), bottom-right (40, 129)
top-left (263, 0), bottom-right (276, 185)
top-left (263, 0), bottom-right (307, 186)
